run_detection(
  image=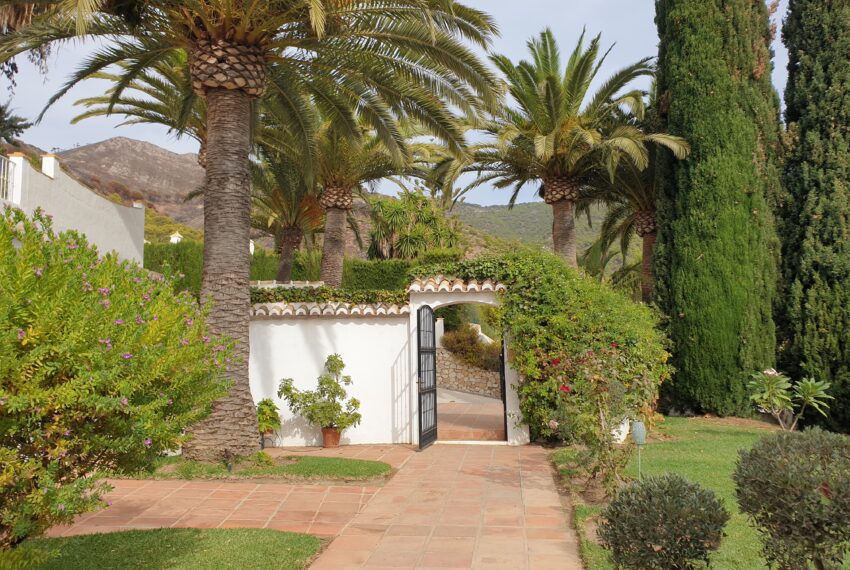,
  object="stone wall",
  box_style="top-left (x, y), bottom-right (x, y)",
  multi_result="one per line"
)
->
top-left (436, 348), bottom-right (501, 399)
